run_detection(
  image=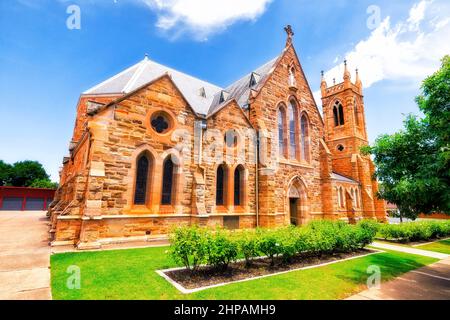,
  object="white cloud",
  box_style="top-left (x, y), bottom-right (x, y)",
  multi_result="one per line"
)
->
top-left (407, 0), bottom-right (428, 29)
top-left (315, 0), bottom-right (450, 105)
top-left (140, 0), bottom-right (273, 40)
